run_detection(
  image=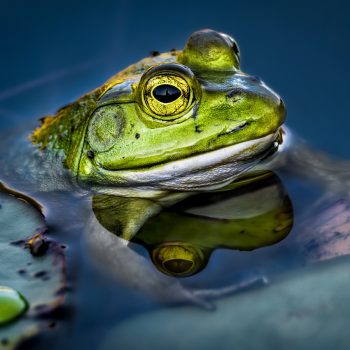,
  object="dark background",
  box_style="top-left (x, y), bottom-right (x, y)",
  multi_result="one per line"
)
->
top-left (0, 0), bottom-right (349, 158)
